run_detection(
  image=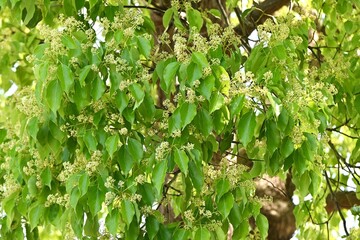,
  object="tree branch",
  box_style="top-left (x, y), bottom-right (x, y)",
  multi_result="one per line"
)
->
top-left (324, 171), bottom-right (349, 236)
top-left (234, 0), bottom-right (290, 37)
